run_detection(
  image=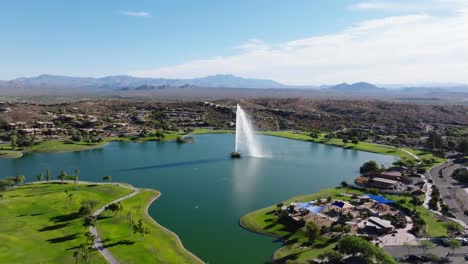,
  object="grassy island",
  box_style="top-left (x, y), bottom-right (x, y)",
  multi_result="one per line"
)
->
top-left (240, 187), bottom-right (457, 263)
top-left (0, 182), bottom-right (201, 264)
